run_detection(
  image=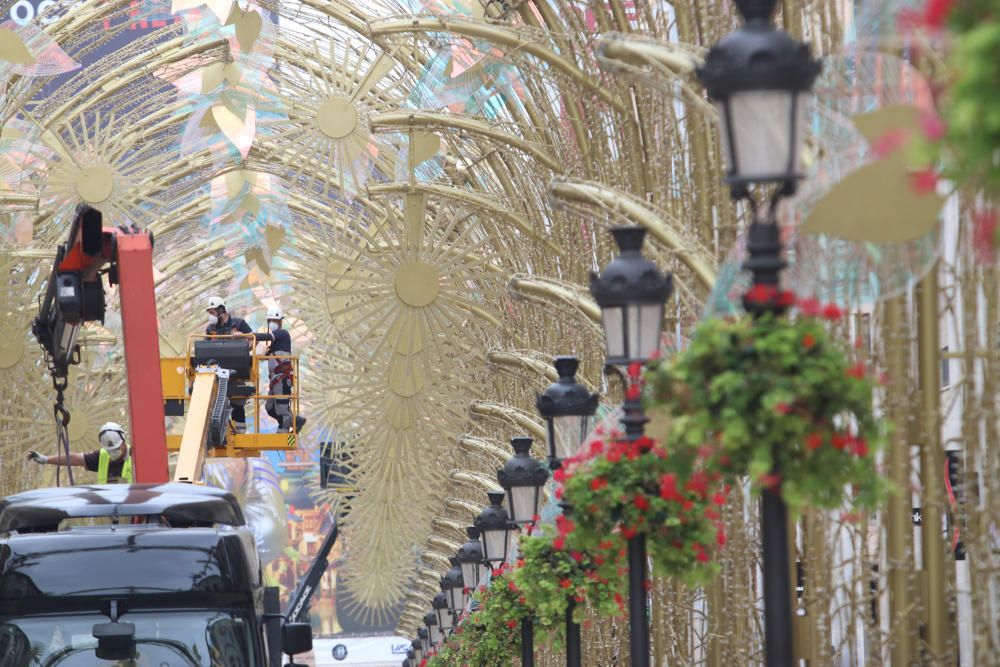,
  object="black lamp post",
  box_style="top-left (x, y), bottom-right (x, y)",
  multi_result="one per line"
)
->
top-left (406, 648), bottom-right (415, 666)
top-left (411, 639), bottom-right (423, 664)
top-left (474, 490), bottom-right (516, 569)
top-left (590, 225), bottom-right (672, 667)
top-left (423, 611), bottom-right (441, 649)
top-left (497, 436), bottom-right (548, 526)
top-left (441, 557), bottom-right (468, 617)
top-left (698, 3), bottom-right (820, 667)
top-left (559, 502), bottom-right (583, 667)
top-left (418, 627), bottom-right (430, 656)
top-left (432, 591), bottom-right (453, 637)
top-left (536, 356), bottom-right (600, 468)
top-left (457, 526), bottom-right (487, 591)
